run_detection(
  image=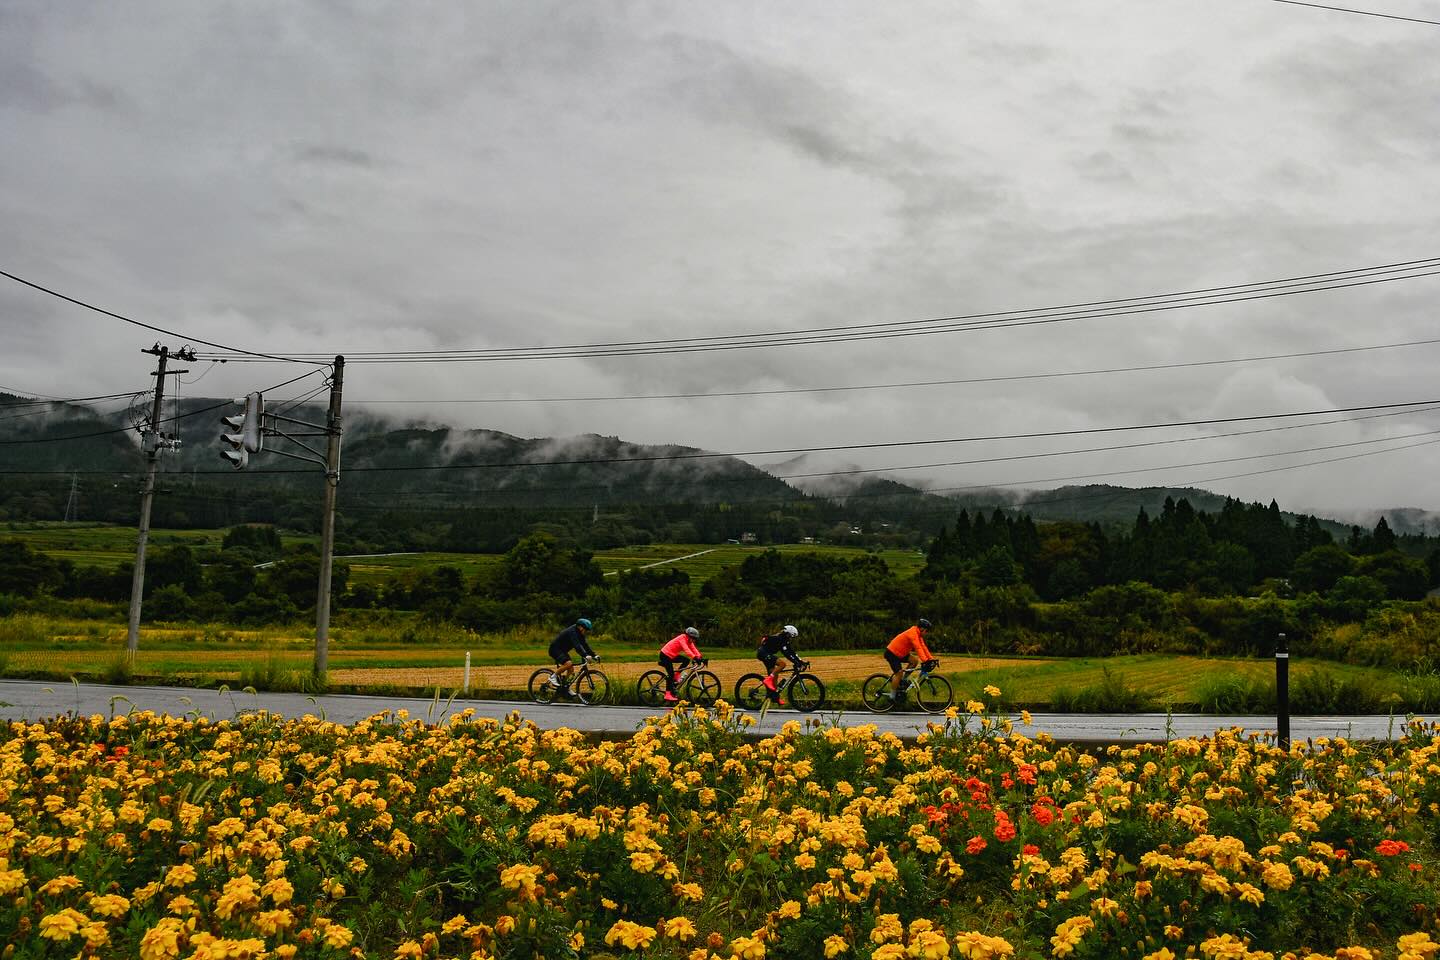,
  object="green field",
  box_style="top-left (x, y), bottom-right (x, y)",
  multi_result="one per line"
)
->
top-left (3, 523), bottom-right (927, 583)
top-left (592, 542), bottom-right (927, 581)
